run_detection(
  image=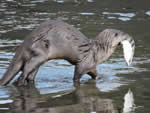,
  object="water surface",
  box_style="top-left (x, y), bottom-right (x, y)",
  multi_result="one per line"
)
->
top-left (0, 0), bottom-right (150, 113)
